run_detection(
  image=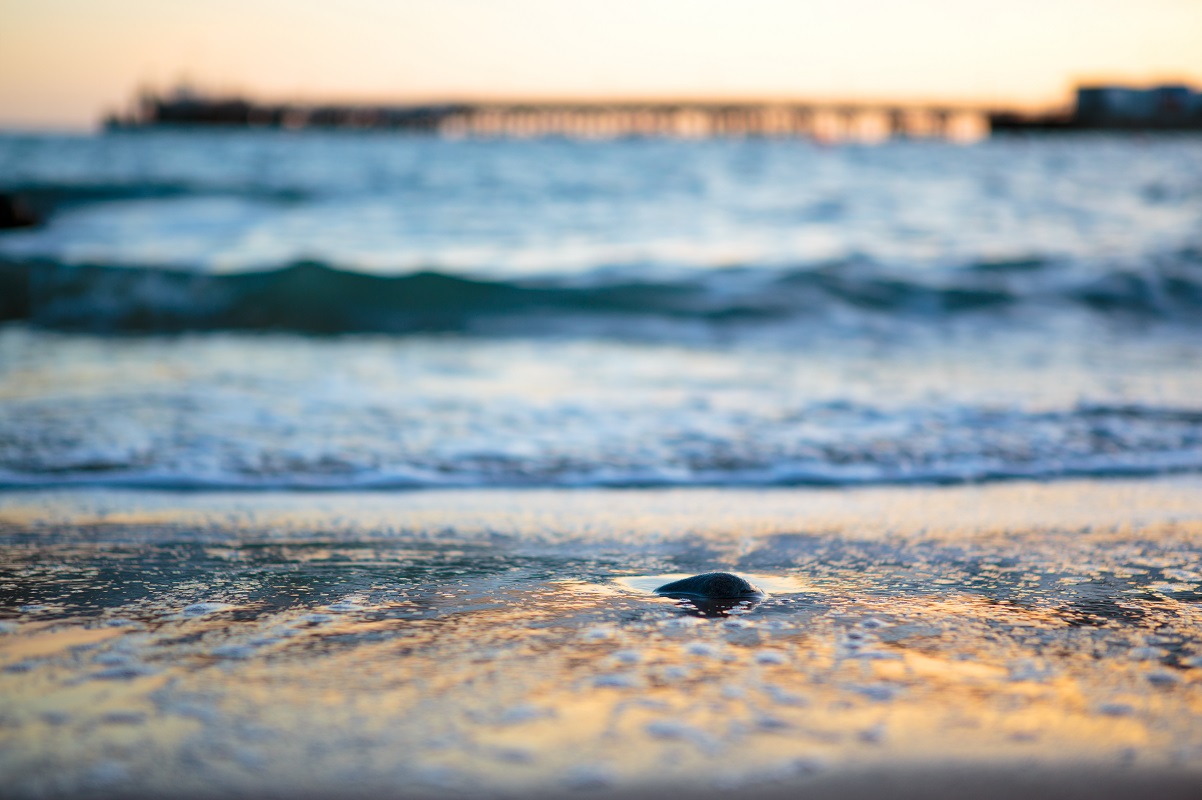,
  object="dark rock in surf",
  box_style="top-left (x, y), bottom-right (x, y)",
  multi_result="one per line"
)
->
top-left (0, 194), bottom-right (39, 229)
top-left (654, 572), bottom-right (762, 599)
